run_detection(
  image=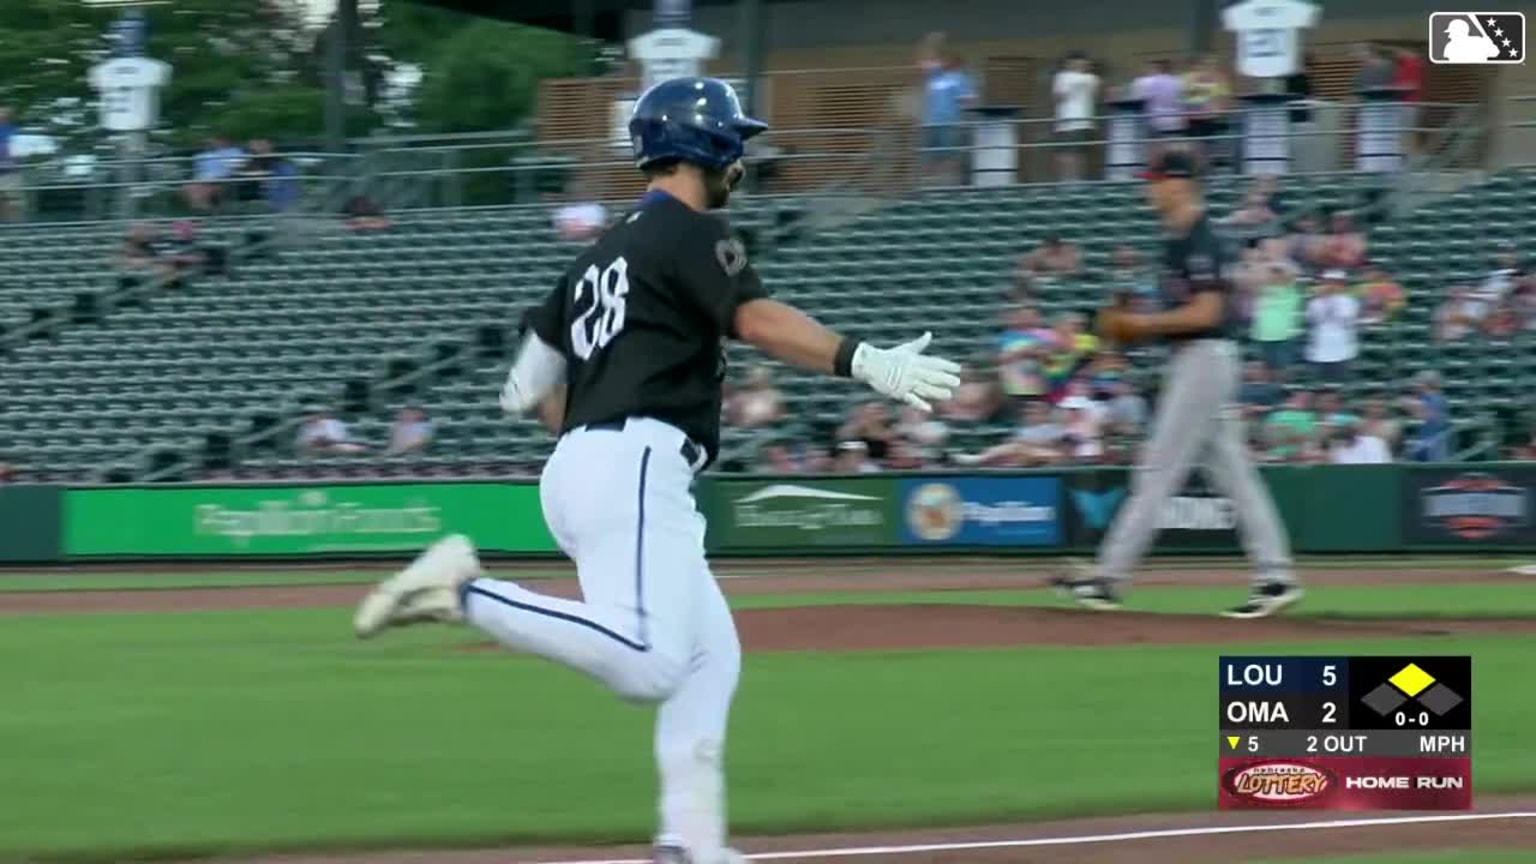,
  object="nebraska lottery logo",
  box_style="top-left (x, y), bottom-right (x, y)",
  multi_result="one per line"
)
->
top-left (1223, 762), bottom-right (1333, 804)
top-left (1419, 472), bottom-right (1530, 540)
